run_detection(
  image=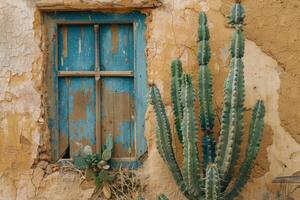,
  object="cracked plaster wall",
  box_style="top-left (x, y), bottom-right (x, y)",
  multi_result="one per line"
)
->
top-left (0, 0), bottom-right (299, 200)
